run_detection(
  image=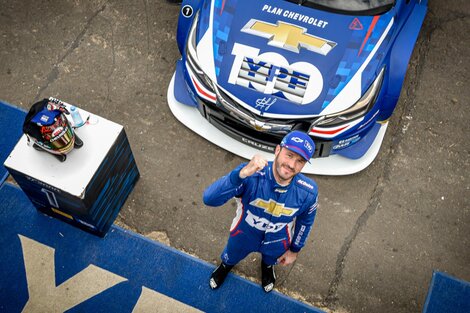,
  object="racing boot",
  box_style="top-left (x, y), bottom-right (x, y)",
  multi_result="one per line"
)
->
top-left (209, 262), bottom-right (233, 289)
top-left (261, 261), bottom-right (276, 293)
